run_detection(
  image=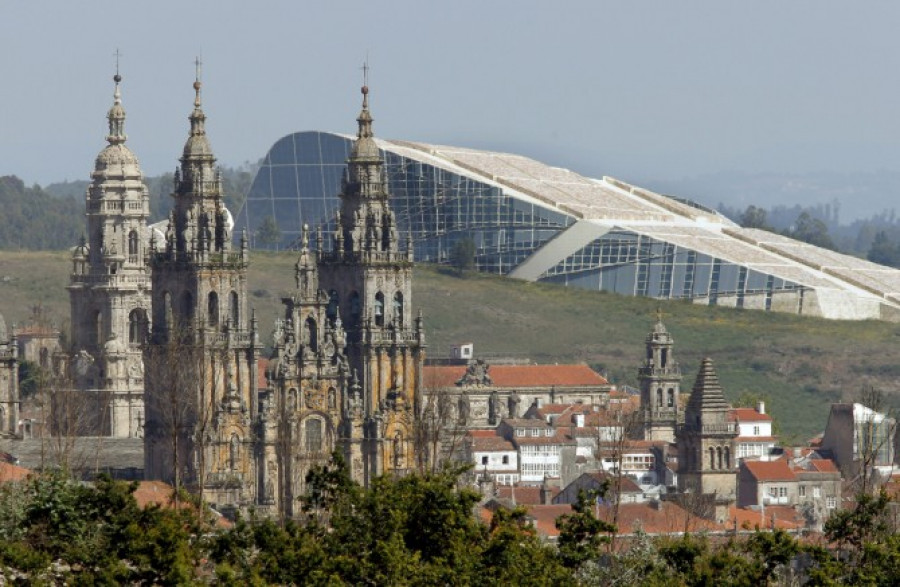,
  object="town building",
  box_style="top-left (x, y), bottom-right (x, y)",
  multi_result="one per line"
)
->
top-left (423, 360), bottom-right (612, 429)
top-left (67, 73), bottom-right (151, 438)
top-left (0, 315), bottom-right (17, 438)
top-left (466, 430), bottom-right (519, 486)
top-left (821, 402), bottom-right (896, 484)
top-left (731, 402), bottom-right (777, 462)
